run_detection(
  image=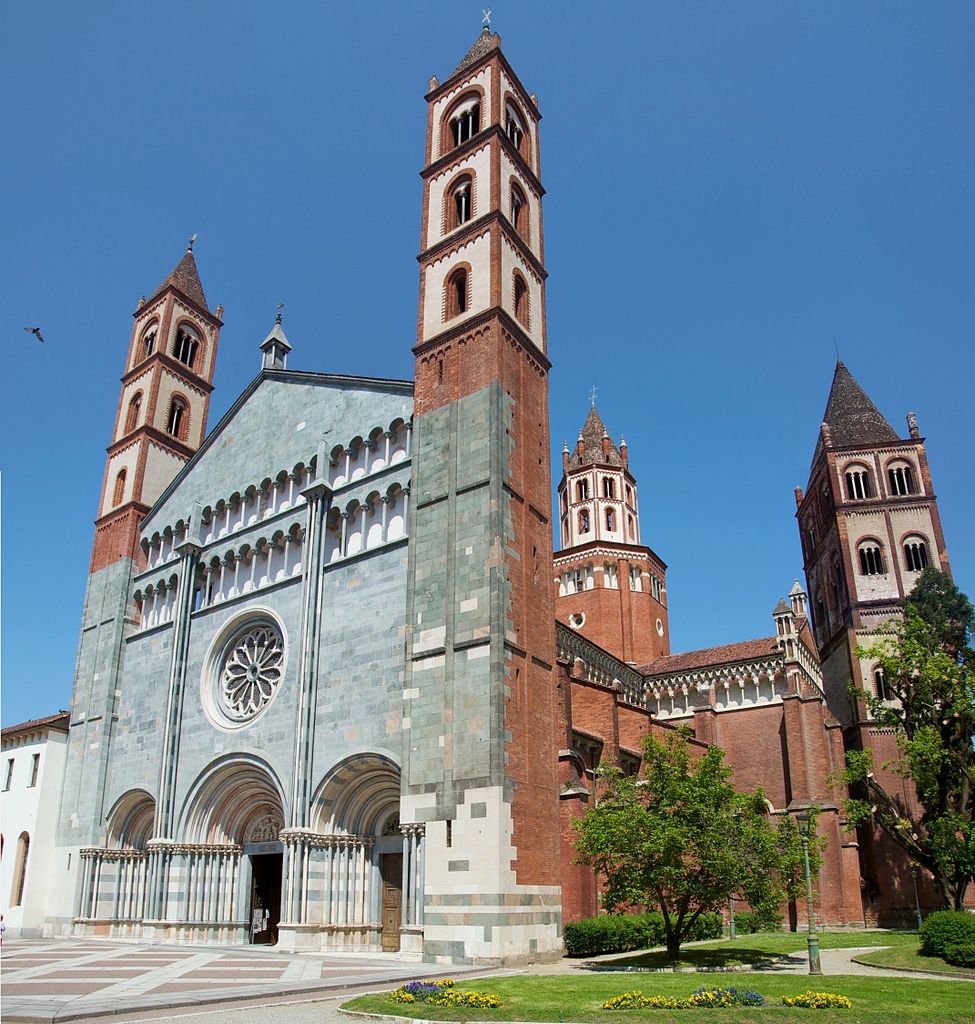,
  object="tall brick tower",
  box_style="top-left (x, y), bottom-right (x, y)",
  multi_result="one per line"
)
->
top-left (401, 28), bottom-right (562, 962)
top-left (554, 406), bottom-right (669, 665)
top-left (58, 245), bottom-right (221, 848)
top-left (796, 358), bottom-right (951, 920)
